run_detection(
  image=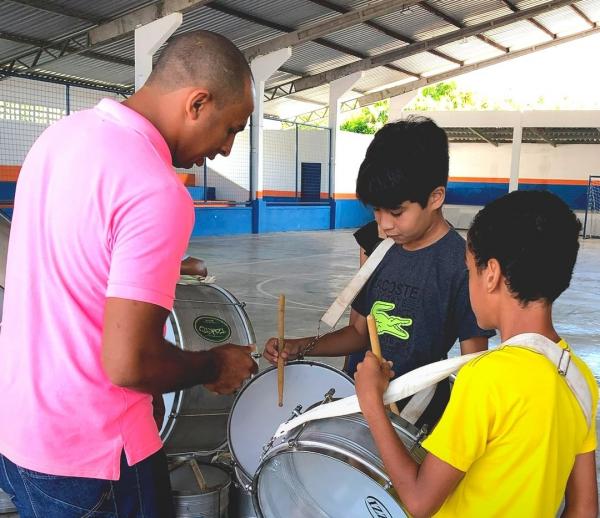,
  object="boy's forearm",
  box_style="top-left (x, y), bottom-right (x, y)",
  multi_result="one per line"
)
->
top-left (308, 324), bottom-right (369, 357)
top-left (362, 403), bottom-right (421, 500)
